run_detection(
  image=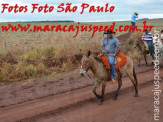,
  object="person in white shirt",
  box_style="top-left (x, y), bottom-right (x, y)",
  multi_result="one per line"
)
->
top-left (141, 29), bottom-right (153, 54)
